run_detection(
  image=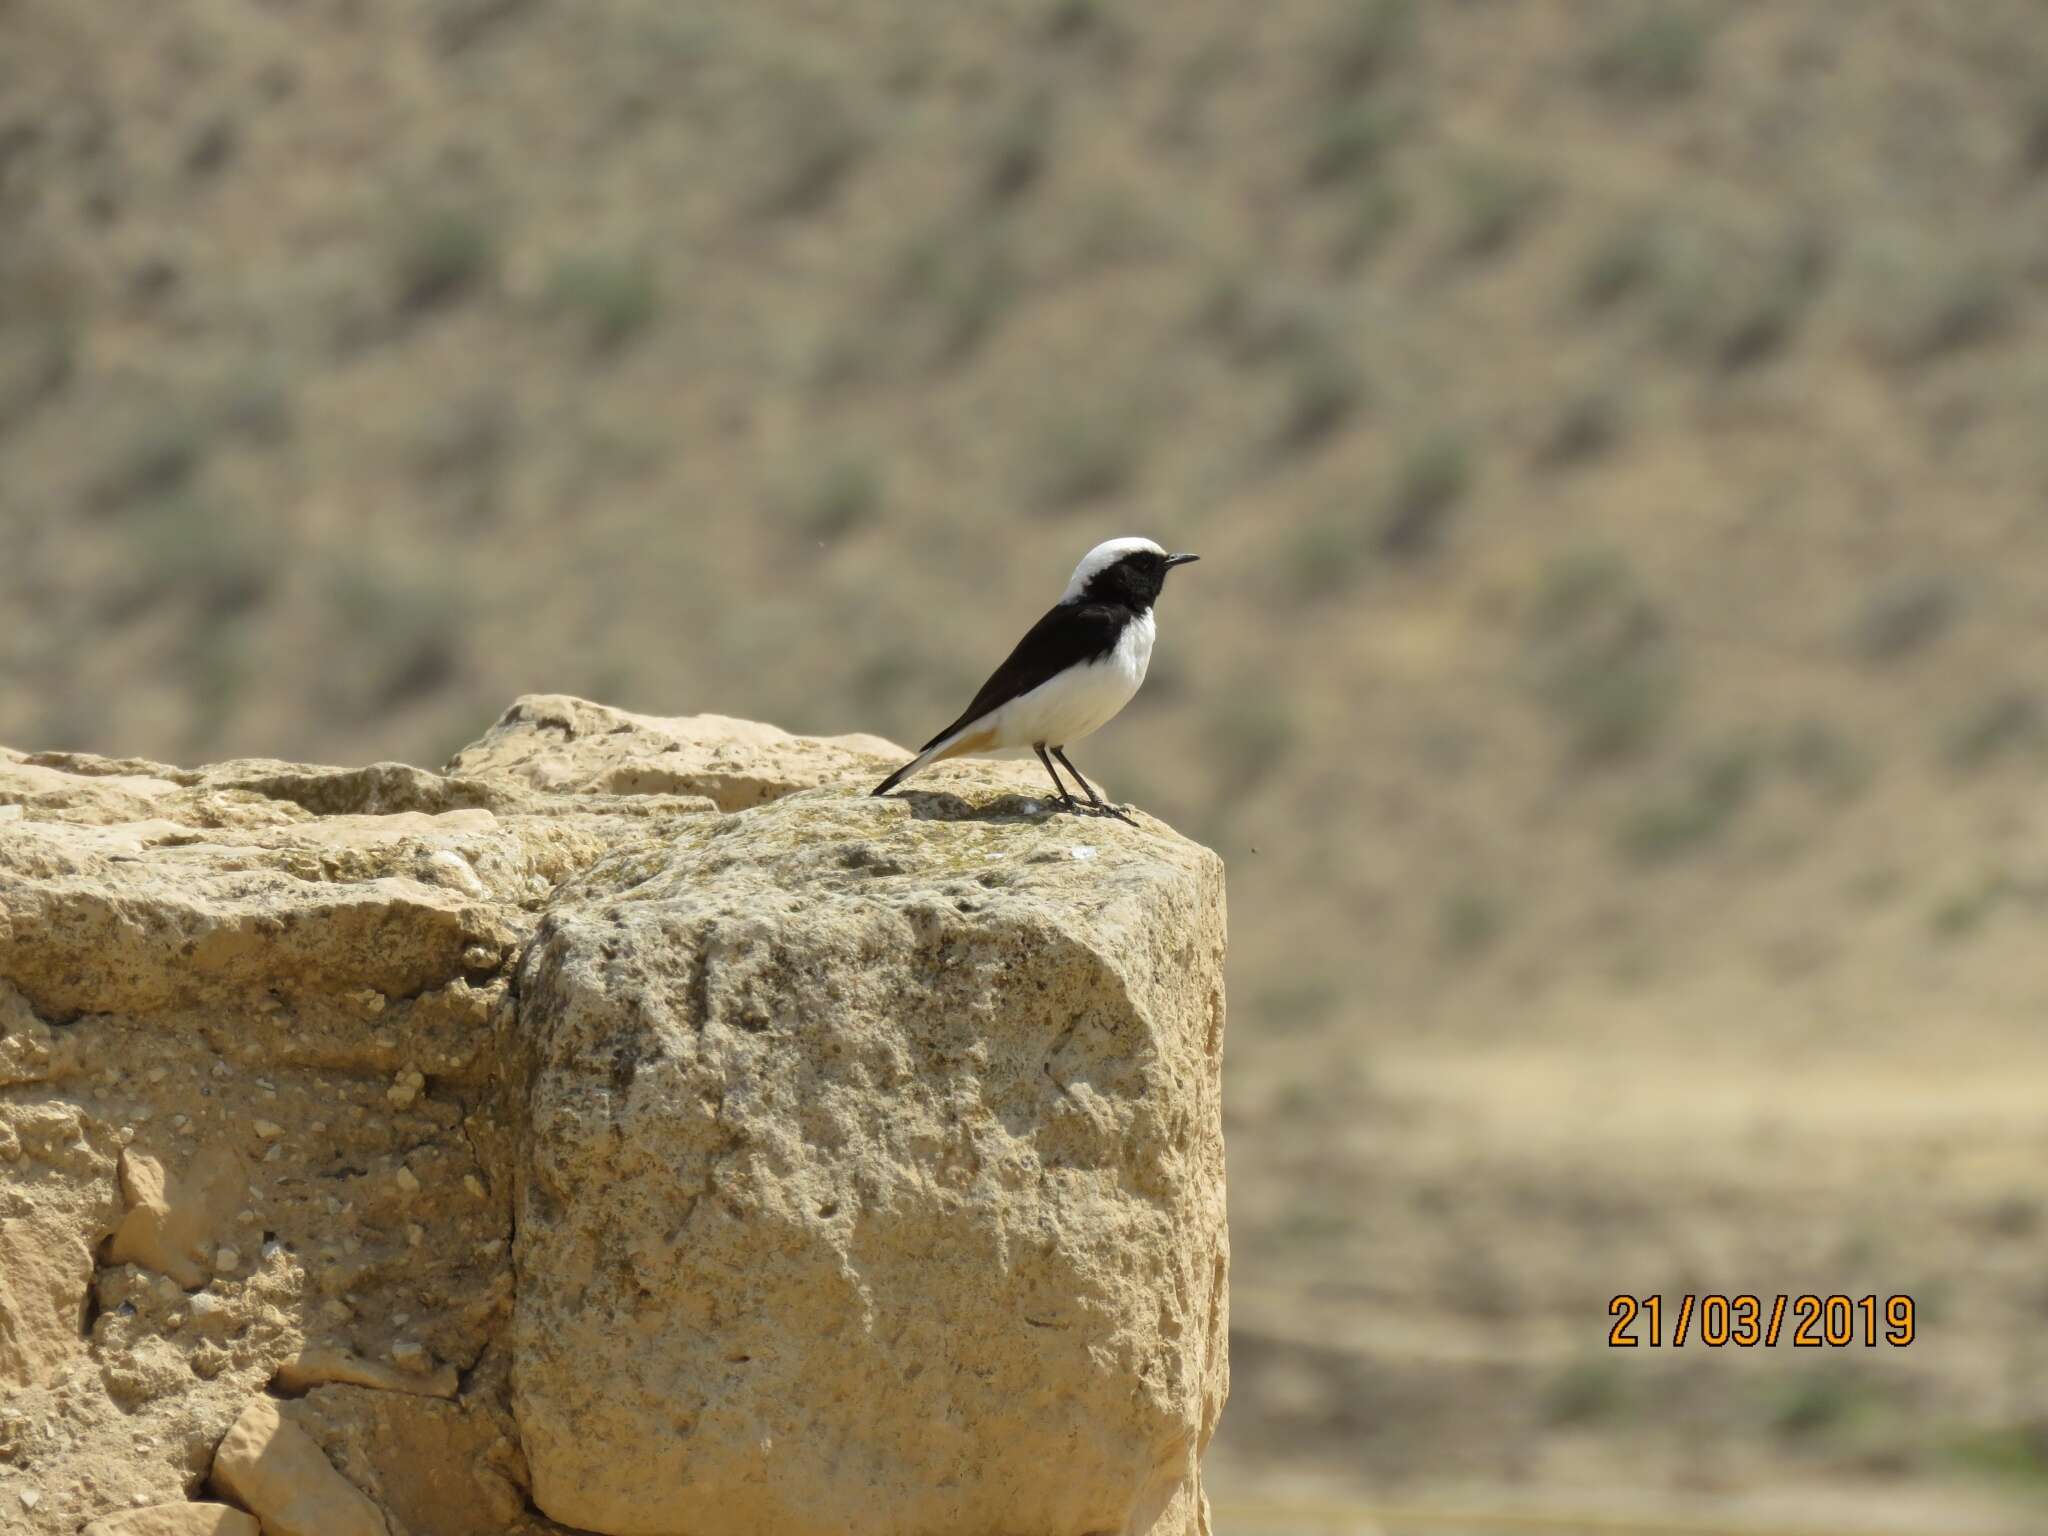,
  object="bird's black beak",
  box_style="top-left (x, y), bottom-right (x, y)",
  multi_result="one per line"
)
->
top-left (1165, 552), bottom-right (1200, 568)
